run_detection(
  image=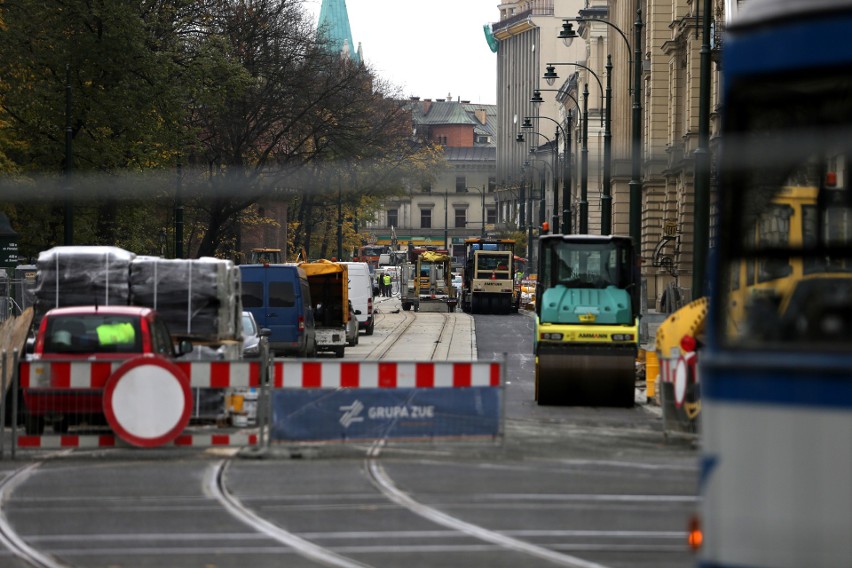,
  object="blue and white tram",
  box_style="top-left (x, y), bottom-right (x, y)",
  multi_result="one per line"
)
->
top-left (700, 1), bottom-right (852, 567)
